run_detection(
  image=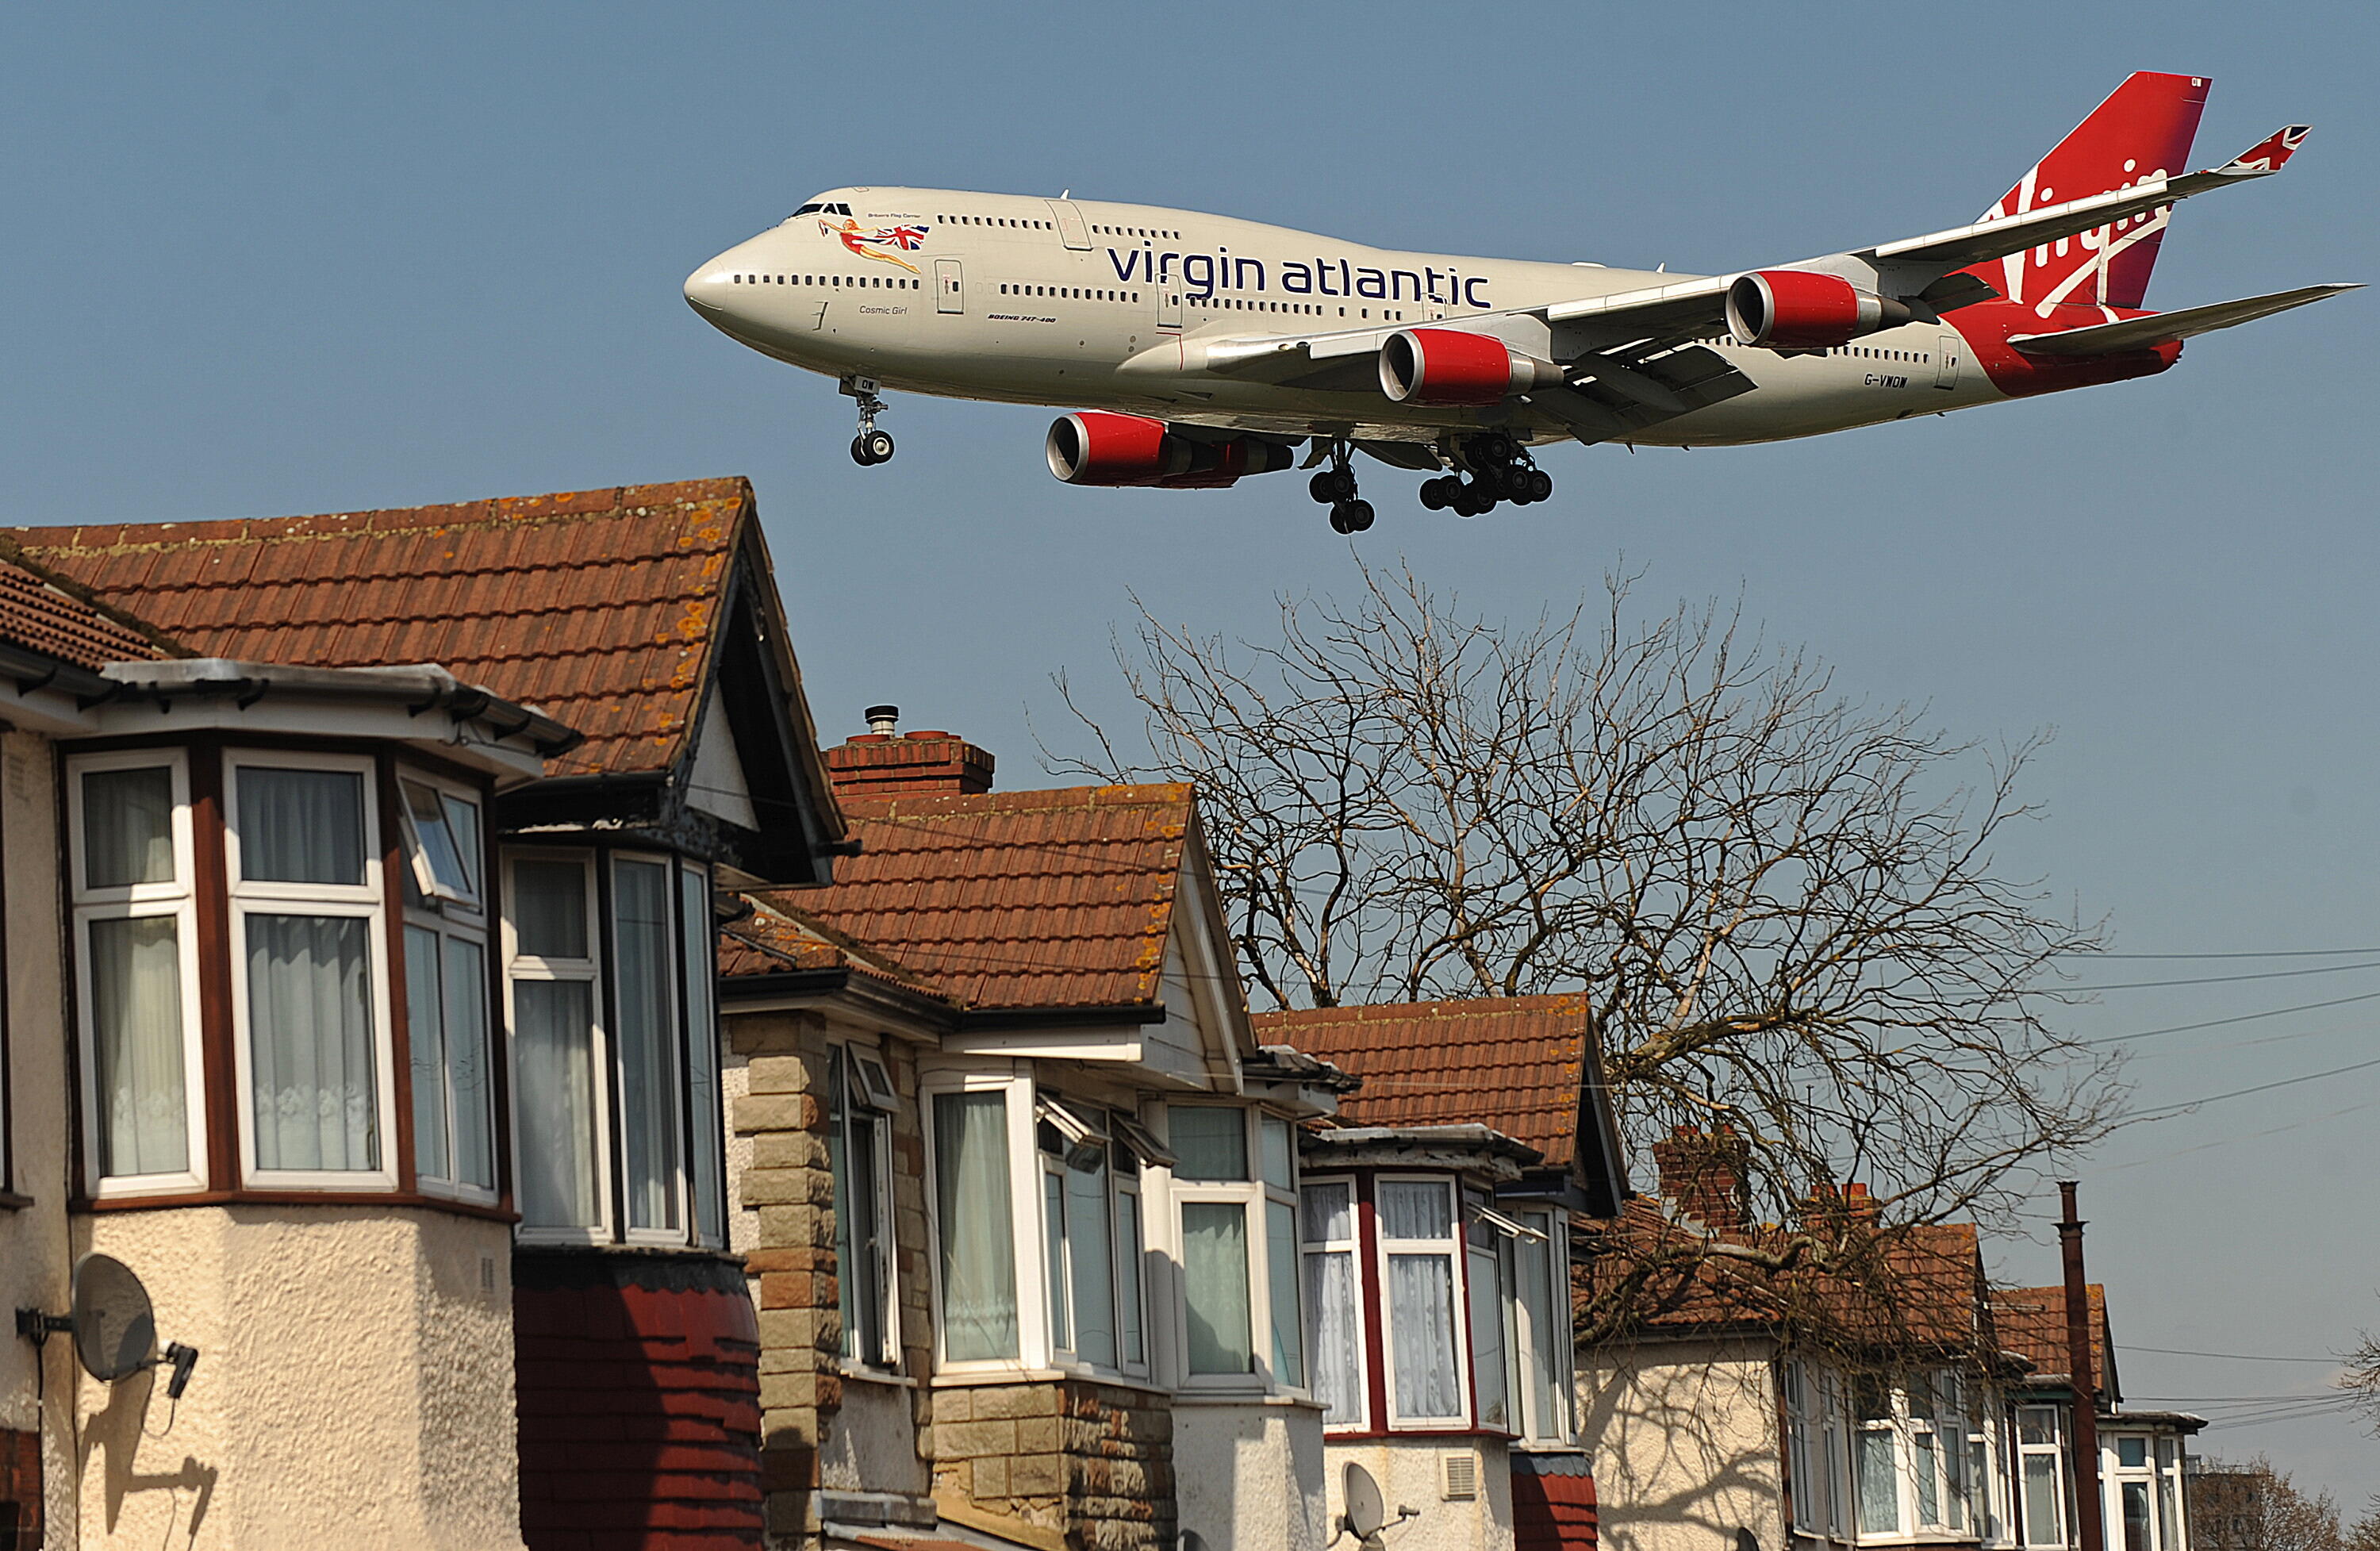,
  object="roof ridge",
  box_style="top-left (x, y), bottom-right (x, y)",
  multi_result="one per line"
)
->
top-left (0, 536), bottom-right (194, 660)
